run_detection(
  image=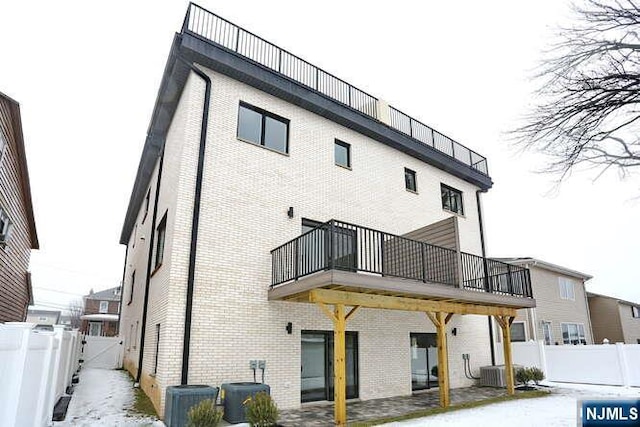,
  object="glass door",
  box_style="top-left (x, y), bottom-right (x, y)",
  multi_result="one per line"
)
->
top-left (410, 333), bottom-right (438, 391)
top-left (301, 331), bottom-right (358, 402)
